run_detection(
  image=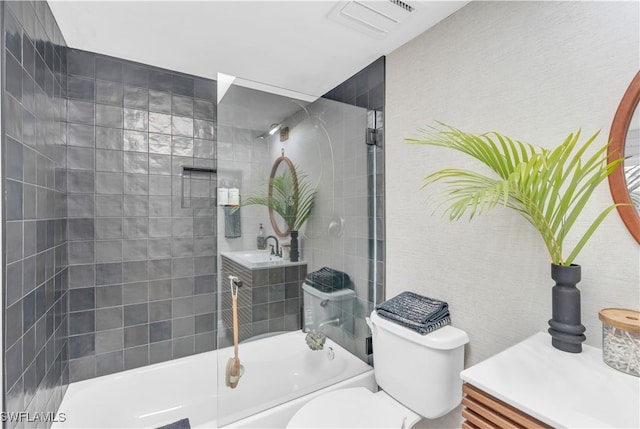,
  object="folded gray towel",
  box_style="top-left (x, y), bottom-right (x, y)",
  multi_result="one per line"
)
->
top-left (155, 418), bottom-right (190, 429)
top-left (376, 291), bottom-right (450, 335)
